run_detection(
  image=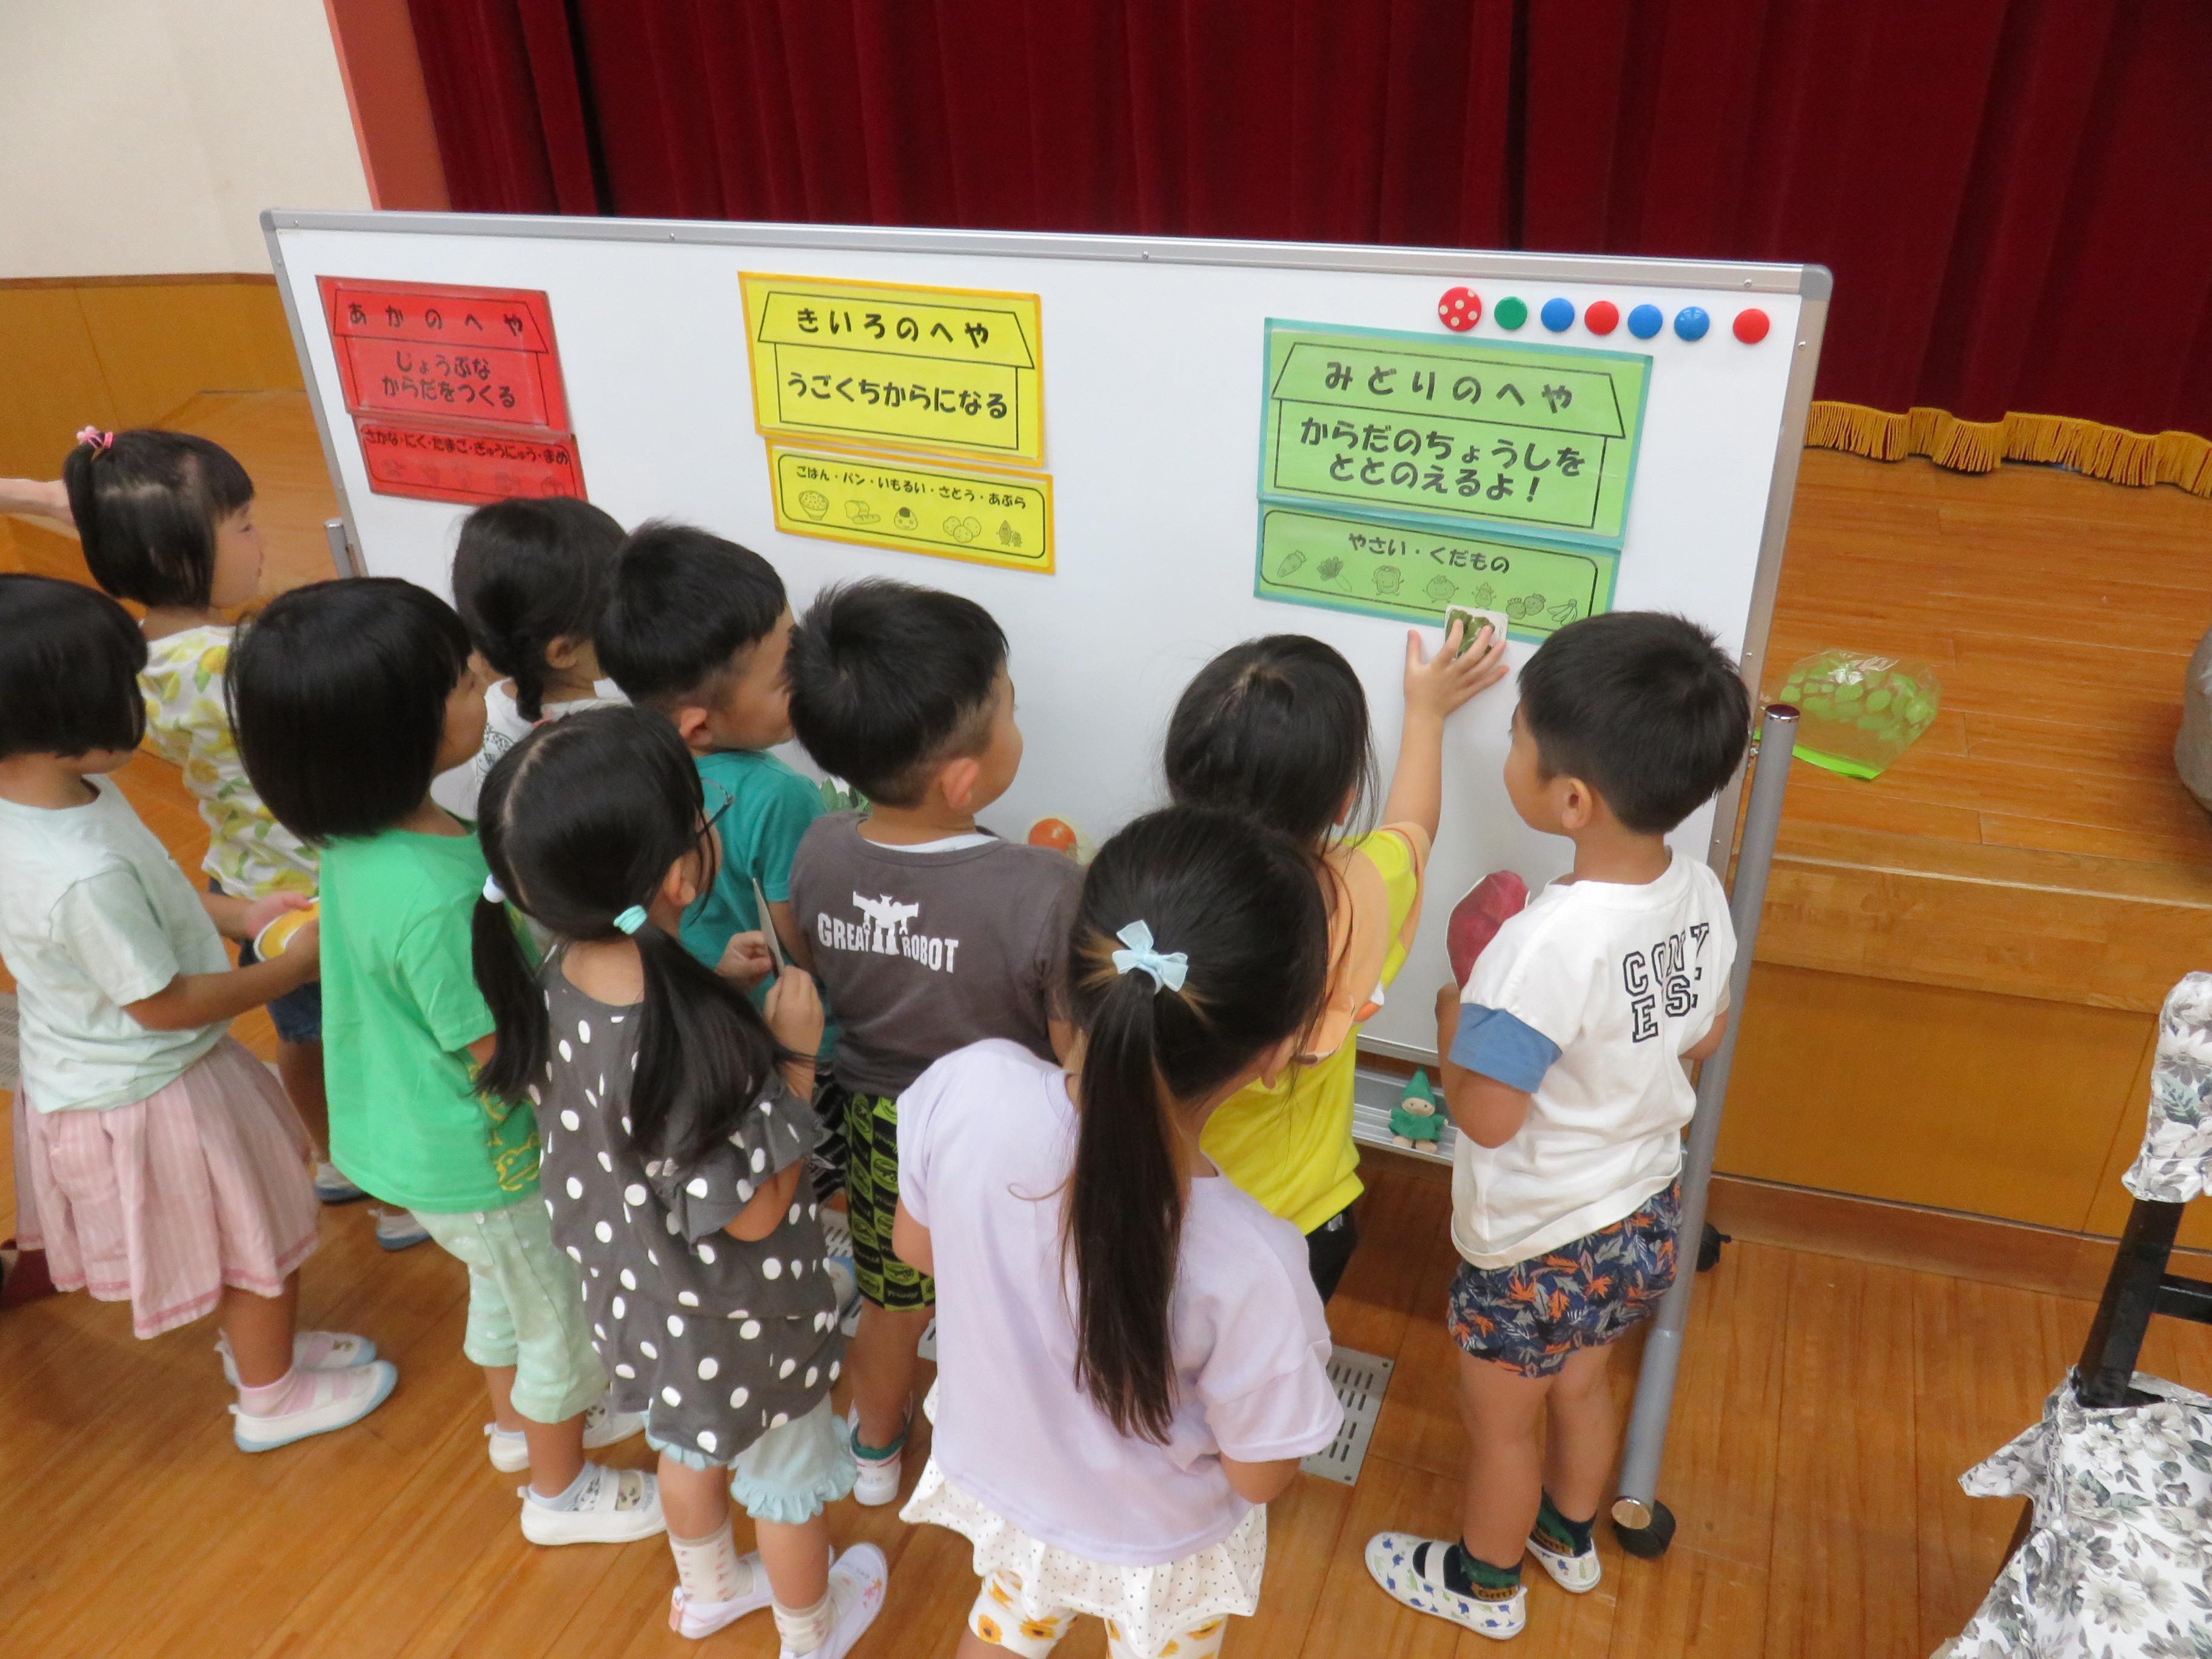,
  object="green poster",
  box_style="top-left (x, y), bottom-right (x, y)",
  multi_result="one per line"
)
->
top-left (1255, 507), bottom-right (1617, 641)
top-left (1258, 320), bottom-right (1649, 546)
